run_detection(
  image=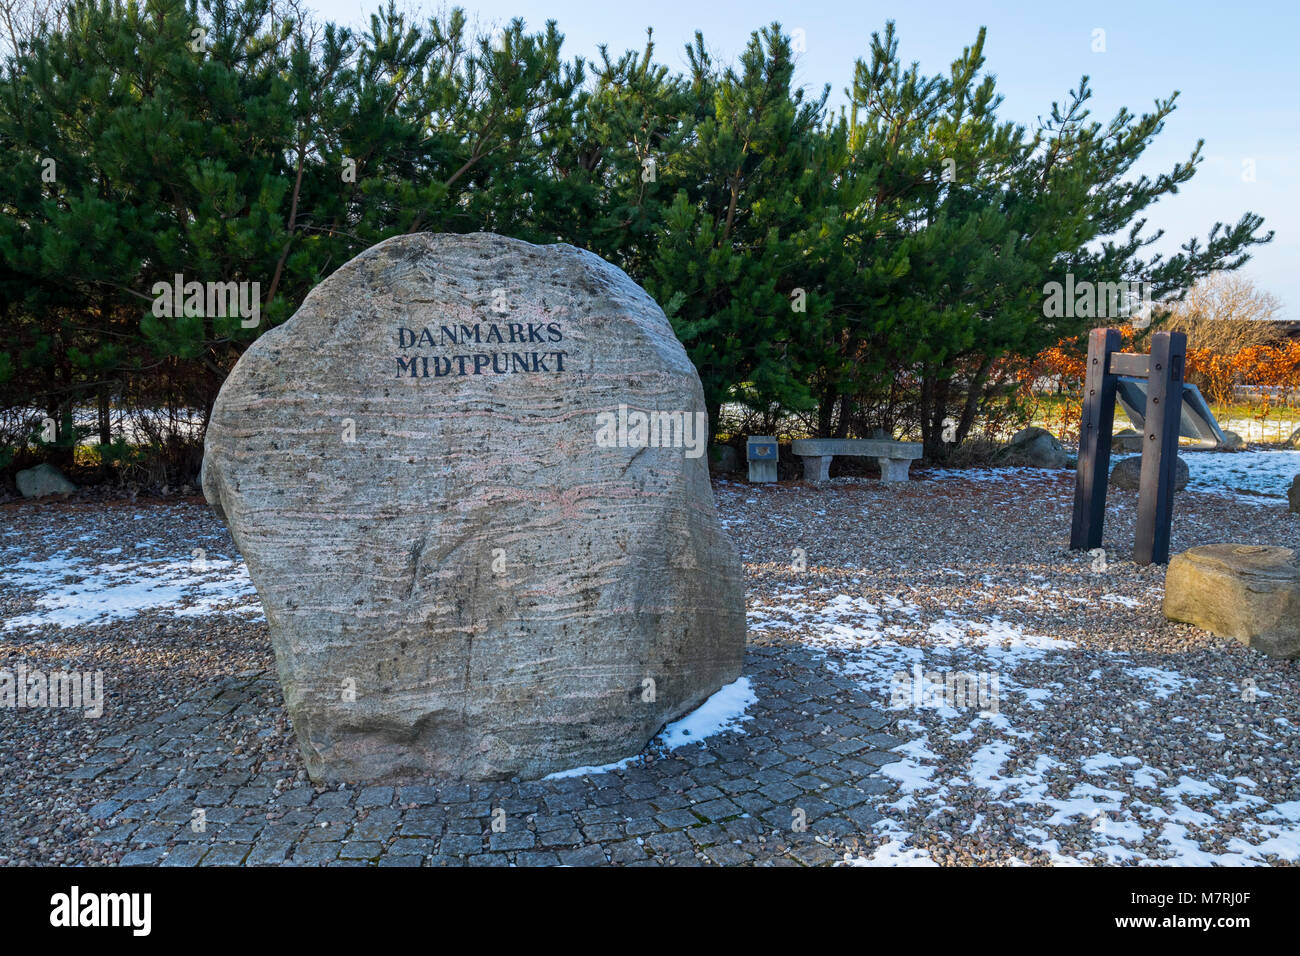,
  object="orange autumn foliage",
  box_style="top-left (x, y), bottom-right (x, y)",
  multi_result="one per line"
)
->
top-left (1031, 335), bottom-right (1300, 407)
